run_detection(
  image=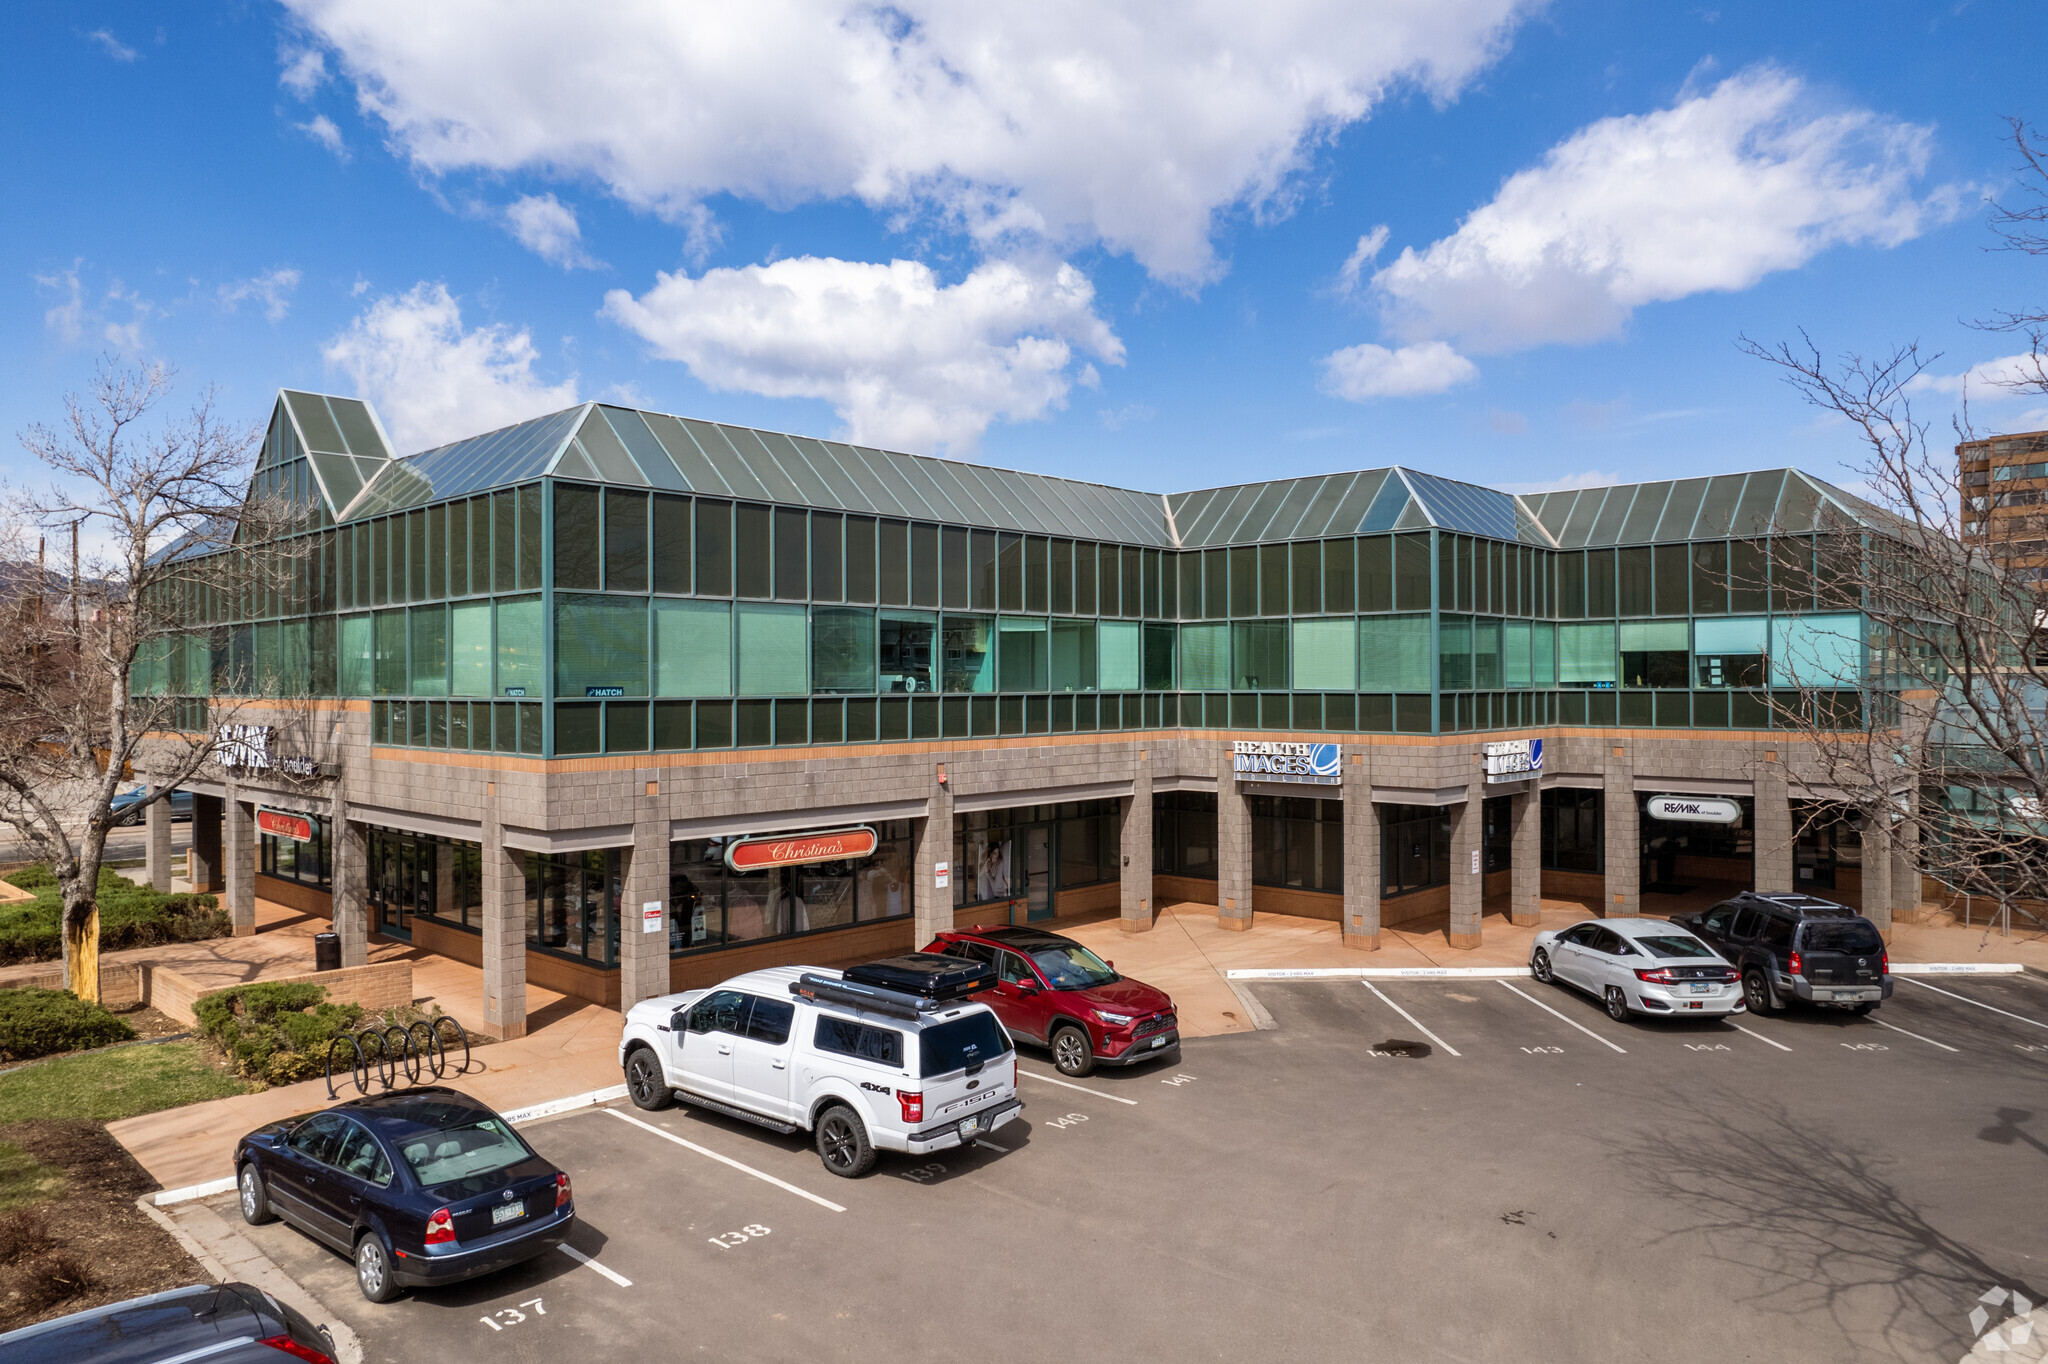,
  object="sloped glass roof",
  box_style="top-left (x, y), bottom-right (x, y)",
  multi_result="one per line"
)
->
top-left (1519, 470), bottom-right (1898, 548)
top-left (340, 407), bottom-right (584, 520)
